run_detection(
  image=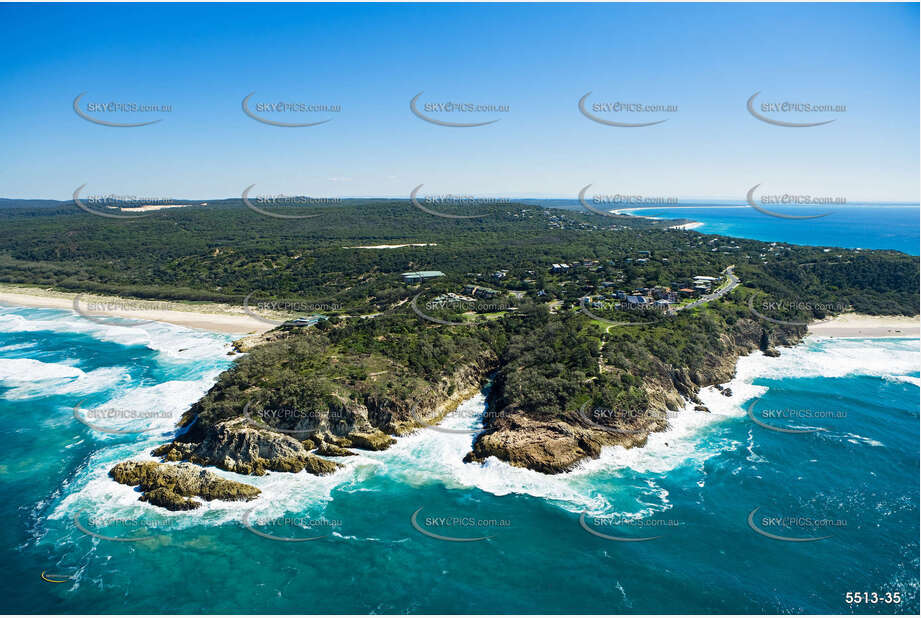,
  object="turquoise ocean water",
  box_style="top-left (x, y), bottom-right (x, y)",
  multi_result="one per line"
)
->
top-left (0, 304), bottom-right (918, 614)
top-left (627, 204), bottom-right (920, 256)
top-left (523, 201), bottom-right (919, 255)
